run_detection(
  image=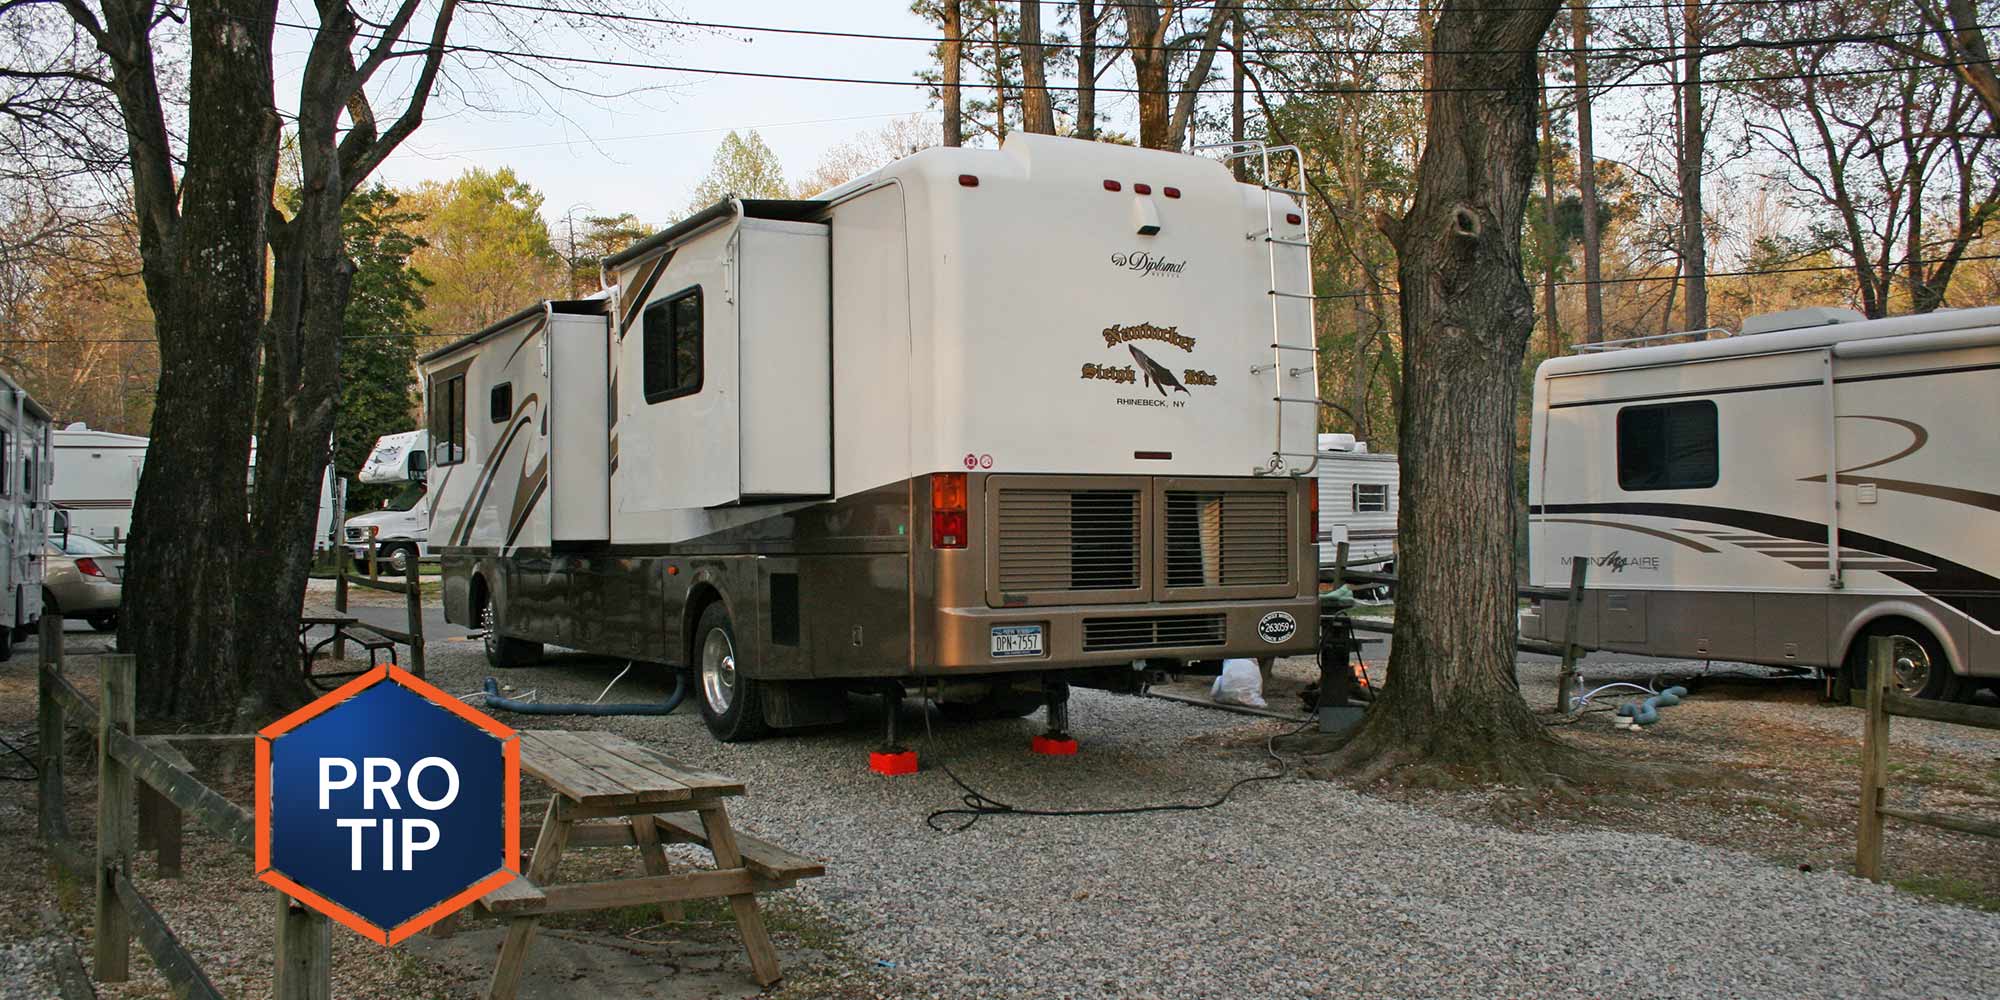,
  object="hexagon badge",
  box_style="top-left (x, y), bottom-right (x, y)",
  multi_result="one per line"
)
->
top-left (256, 664), bottom-right (519, 944)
